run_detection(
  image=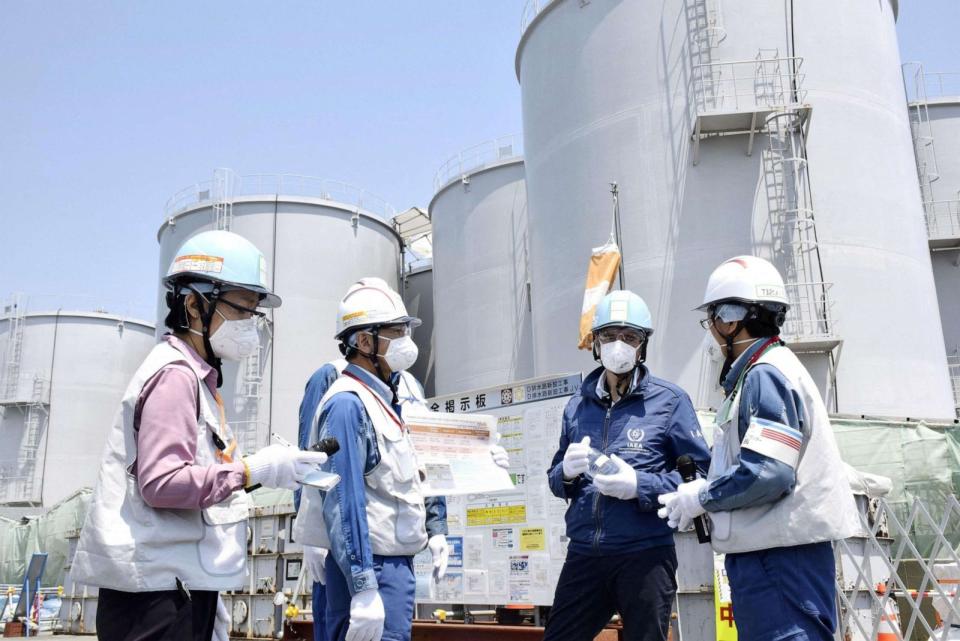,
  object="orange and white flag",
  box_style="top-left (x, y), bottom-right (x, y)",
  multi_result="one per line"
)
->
top-left (577, 238), bottom-right (621, 350)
